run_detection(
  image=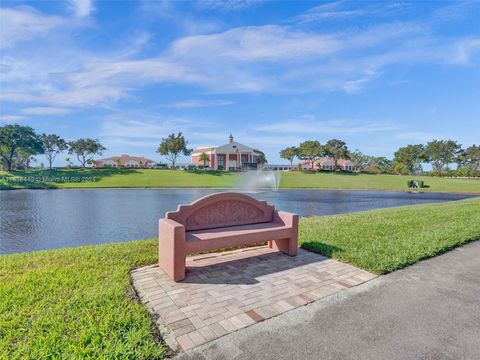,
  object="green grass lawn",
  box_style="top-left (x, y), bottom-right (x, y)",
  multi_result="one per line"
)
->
top-left (0, 168), bottom-right (236, 190)
top-left (1, 168), bottom-right (479, 193)
top-left (280, 171), bottom-right (480, 193)
top-left (1, 198), bottom-right (479, 358)
top-left (0, 240), bottom-right (165, 360)
top-left (301, 197), bottom-right (480, 274)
